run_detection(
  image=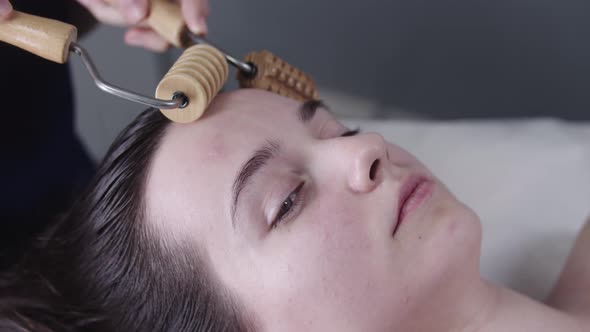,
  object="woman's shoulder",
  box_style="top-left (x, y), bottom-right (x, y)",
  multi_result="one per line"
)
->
top-left (546, 217), bottom-right (590, 321)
